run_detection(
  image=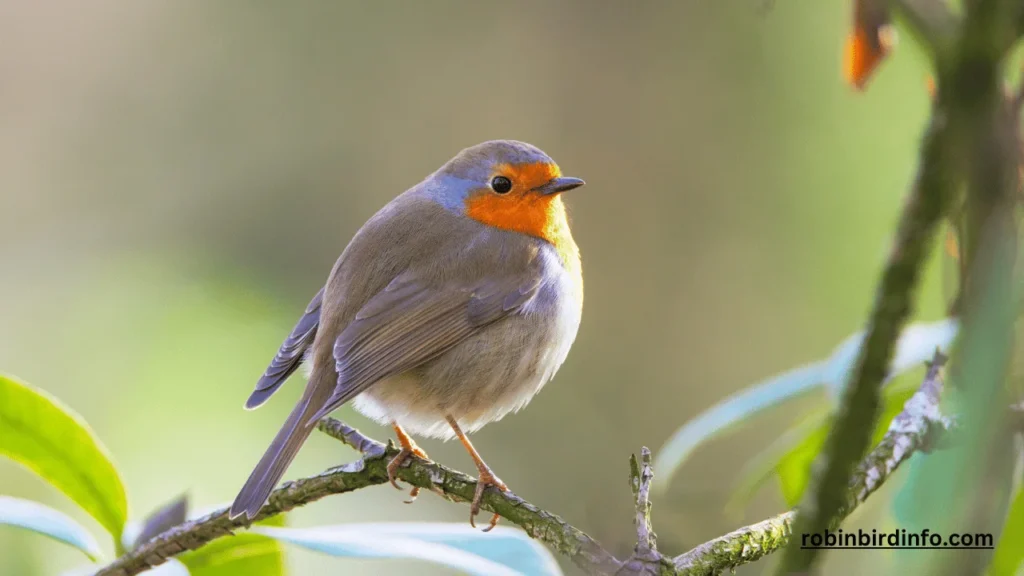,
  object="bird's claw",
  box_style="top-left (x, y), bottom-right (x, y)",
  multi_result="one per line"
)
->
top-left (386, 445), bottom-right (429, 502)
top-left (403, 486), bottom-right (421, 504)
top-left (470, 469), bottom-right (507, 532)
